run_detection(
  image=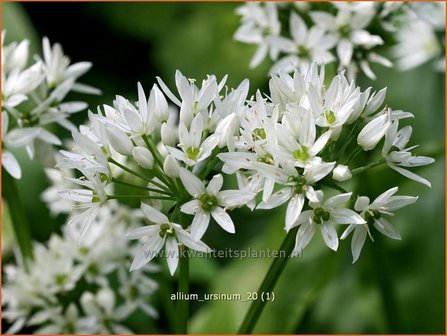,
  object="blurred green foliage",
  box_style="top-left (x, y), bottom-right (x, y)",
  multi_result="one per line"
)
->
top-left (2, 2), bottom-right (445, 334)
